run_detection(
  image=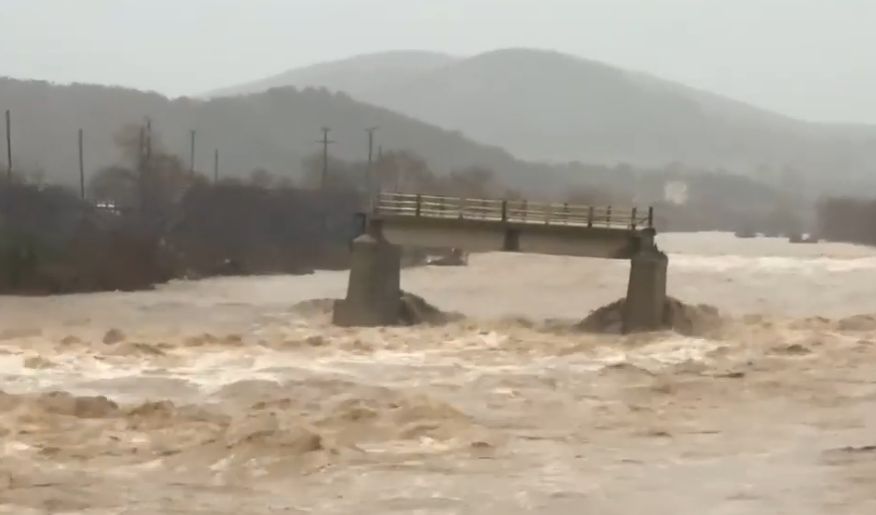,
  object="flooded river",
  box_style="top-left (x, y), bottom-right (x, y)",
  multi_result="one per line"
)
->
top-left (1, 232), bottom-right (876, 514)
